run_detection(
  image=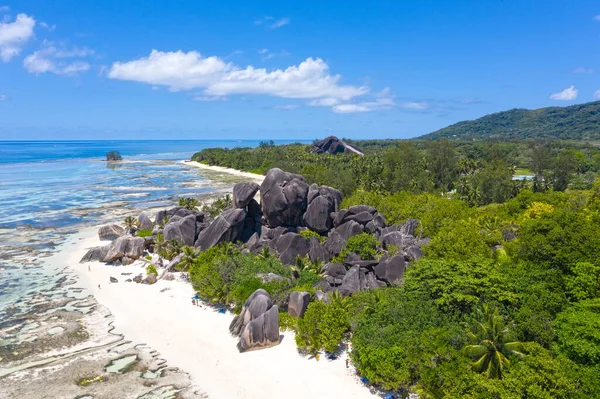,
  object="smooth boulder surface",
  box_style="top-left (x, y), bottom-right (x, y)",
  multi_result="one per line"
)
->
top-left (194, 208), bottom-right (246, 250)
top-left (335, 220), bottom-right (364, 241)
top-left (233, 182), bottom-right (260, 208)
top-left (276, 233), bottom-right (311, 265)
top-left (155, 207), bottom-right (204, 225)
top-left (164, 214), bottom-right (198, 246)
top-left (381, 231), bottom-right (416, 250)
top-left (239, 305), bottom-right (280, 352)
top-left (141, 273), bottom-right (157, 285)
top-left (138, 212), bottom-right (153, 231)
top-left (338, 265), bottom-right (361, 297)
top-left (288, 291), bottom-right (310, 318)
top-left (323, 232), bottom-right (346, 256)
top-left (98, 224), bottom-right (125, 241)
top-left (308, 236), bottom-right (331, 262)
top-left (80, 245), bottom-right (109, 263)
top-left (322, 262), bottom-right (347, 279)
top-left (303, 195), bottom-right (335, 233)
top-left (374, 255), bottom-right (406, 283)
top-left (230, 289), bottom-right (280, 352)
top-left (260, 168), bottom-right (309, 228)
top-left (102, 237), bottom-right (145, 262)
